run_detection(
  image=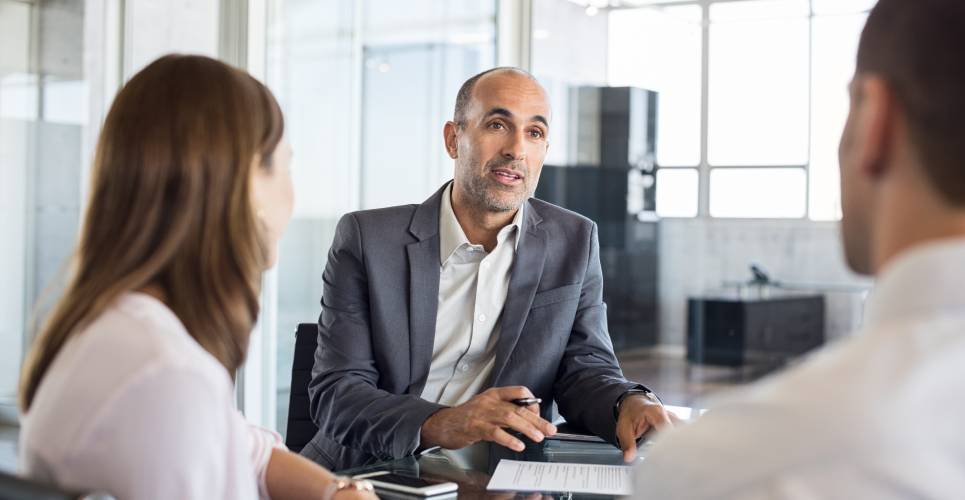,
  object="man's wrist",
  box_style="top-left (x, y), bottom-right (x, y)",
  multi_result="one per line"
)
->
top-left (613, 389), bottom-right (661, 420)
top-left (418, 406), bottom-right (450, 451)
